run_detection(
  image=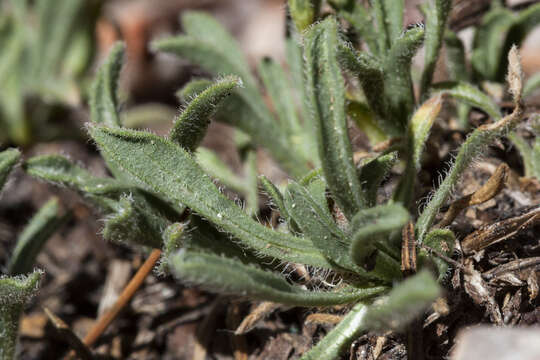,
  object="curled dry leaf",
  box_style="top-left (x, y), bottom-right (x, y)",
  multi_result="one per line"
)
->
top-left (461, 205), bottom-right (540, 254)
top-left (437, 163), bottom-right (509, 228)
